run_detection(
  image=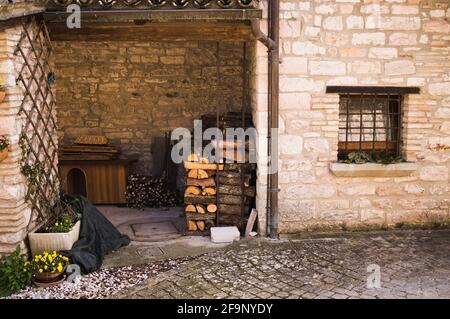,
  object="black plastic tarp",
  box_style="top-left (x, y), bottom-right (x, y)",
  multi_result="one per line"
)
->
top-left (61, 195), bottom-right (130, 274)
